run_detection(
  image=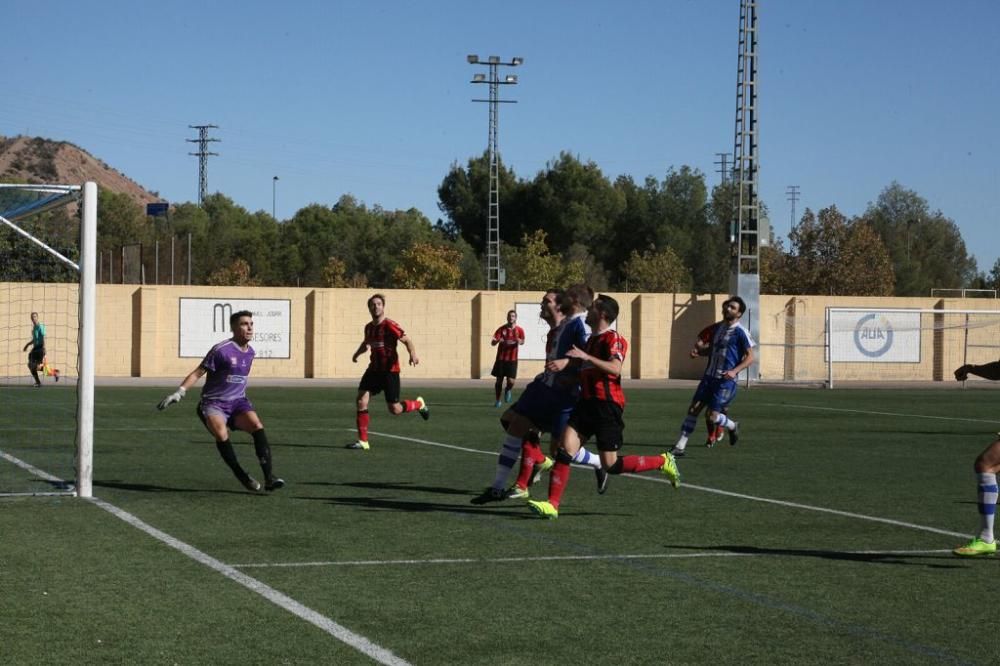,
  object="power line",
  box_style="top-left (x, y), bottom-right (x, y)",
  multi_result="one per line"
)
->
top-left (187, 124), bottom-right (220, 206)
